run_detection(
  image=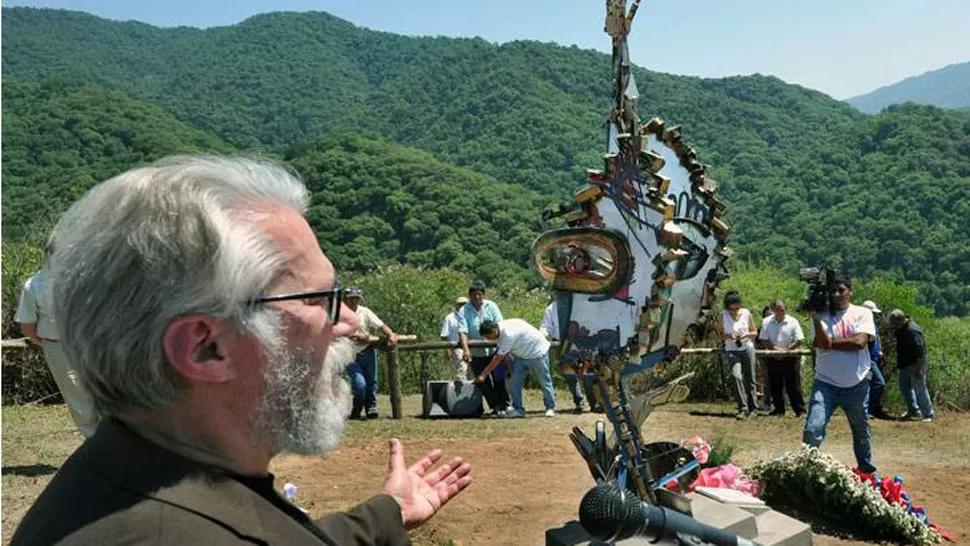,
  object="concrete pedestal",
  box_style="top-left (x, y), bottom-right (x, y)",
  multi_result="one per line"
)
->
top-left (545, 491), bottom-right (811, 546)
